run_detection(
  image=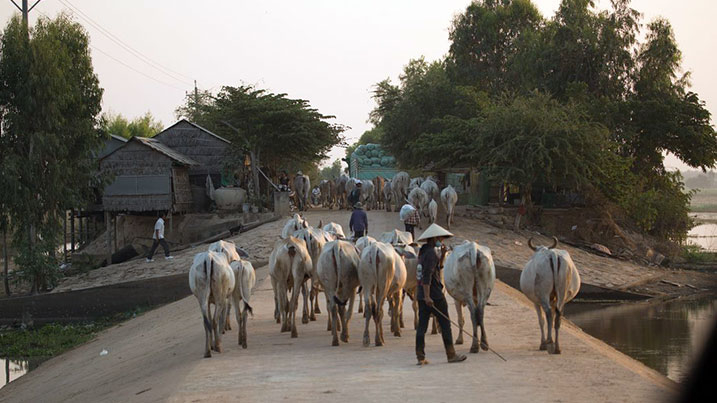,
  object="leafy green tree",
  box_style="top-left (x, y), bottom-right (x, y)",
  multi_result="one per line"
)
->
top-left (0, 14), bottom-right (103, 293)
top-left (98, 111), bottom-right (163, 138)
top-left (319, 159), bottom-right (343, 181)
top-left (447, 0), bottom-right (542, 94)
